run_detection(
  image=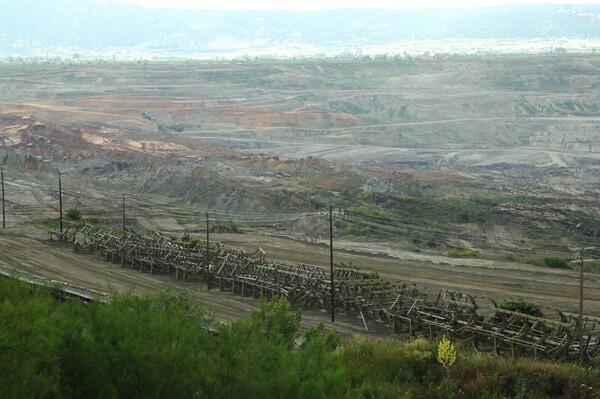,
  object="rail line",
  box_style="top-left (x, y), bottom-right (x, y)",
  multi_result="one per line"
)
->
top-left (0, 263), bottom-right (110, 303)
